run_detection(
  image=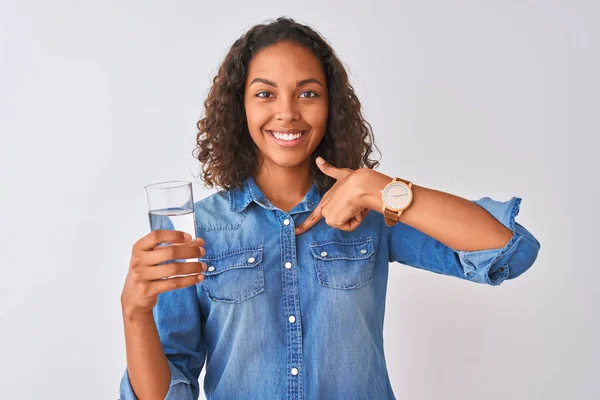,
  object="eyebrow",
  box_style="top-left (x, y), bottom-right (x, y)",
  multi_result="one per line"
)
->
top-left (249, 77), bottom-right (324, 88)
